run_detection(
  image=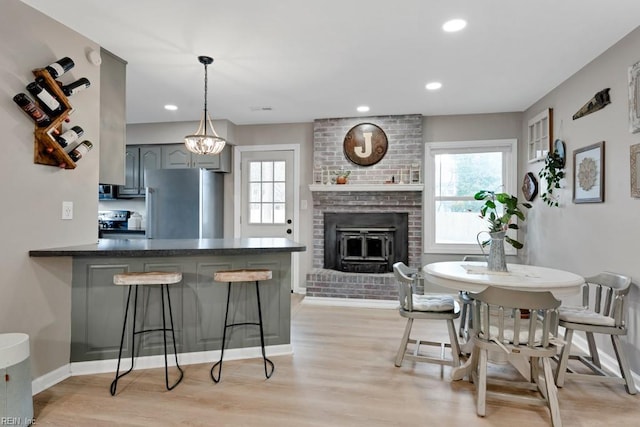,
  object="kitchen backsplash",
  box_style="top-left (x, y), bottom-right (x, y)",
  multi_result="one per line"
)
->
top-left (98, 199), bottom-right (146, 224)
